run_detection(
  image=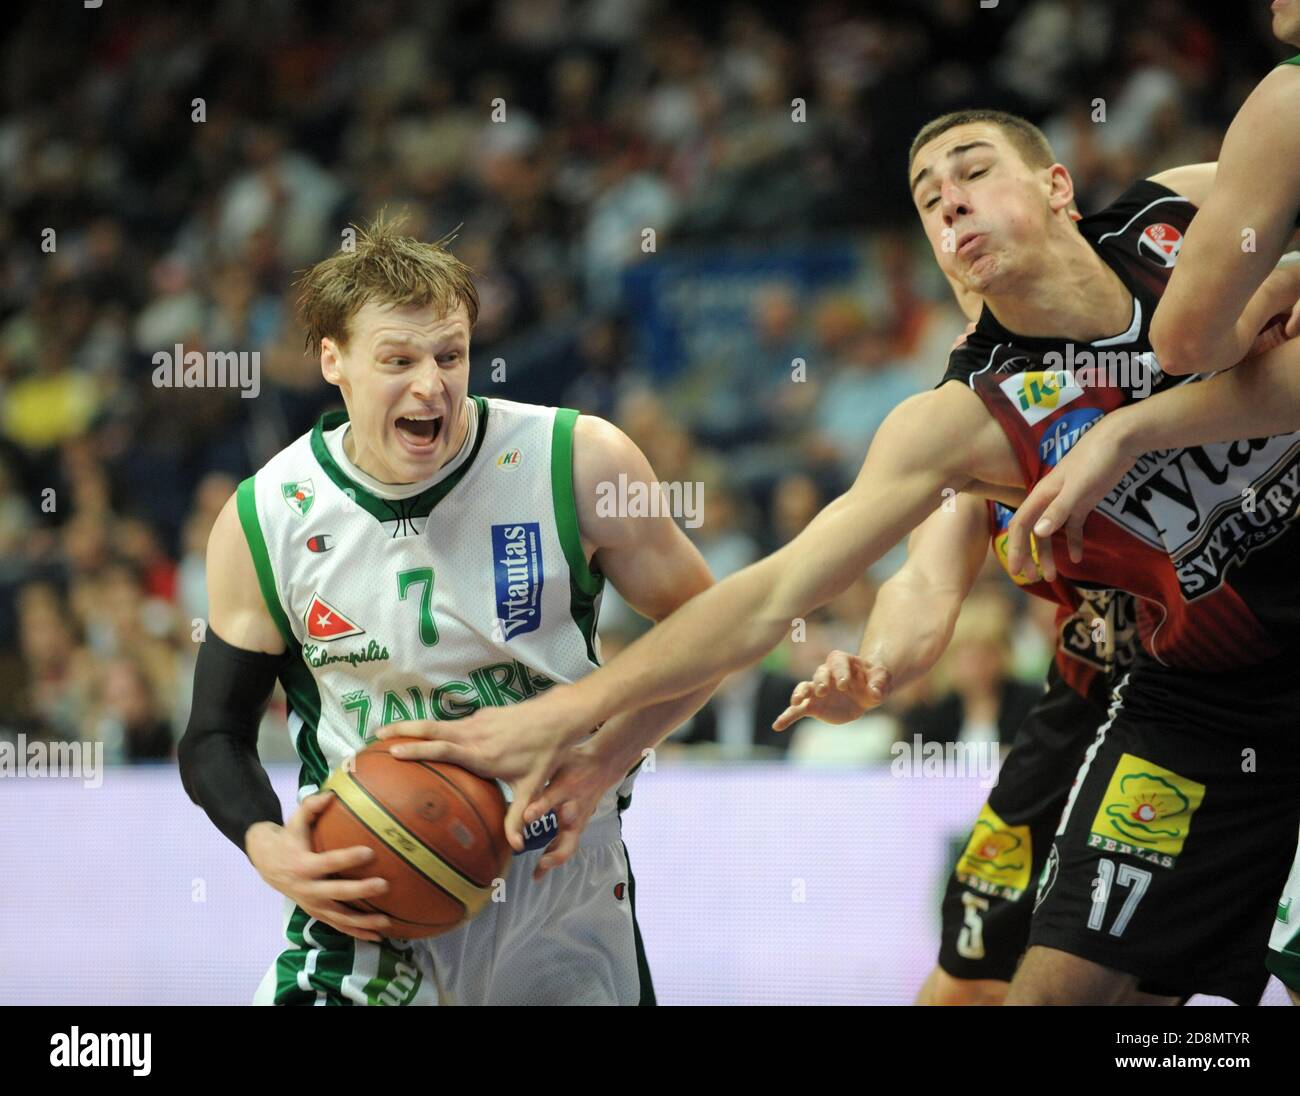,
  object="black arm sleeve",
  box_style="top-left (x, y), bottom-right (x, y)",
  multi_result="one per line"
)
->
top-left (178, 628), bottom-right (288, 854)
